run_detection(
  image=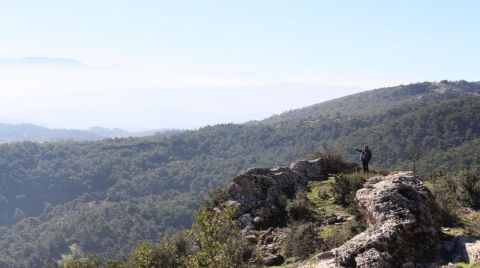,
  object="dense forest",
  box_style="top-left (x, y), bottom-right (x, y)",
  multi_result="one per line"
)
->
top-left (1, 81), bottom-right (480, 267)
